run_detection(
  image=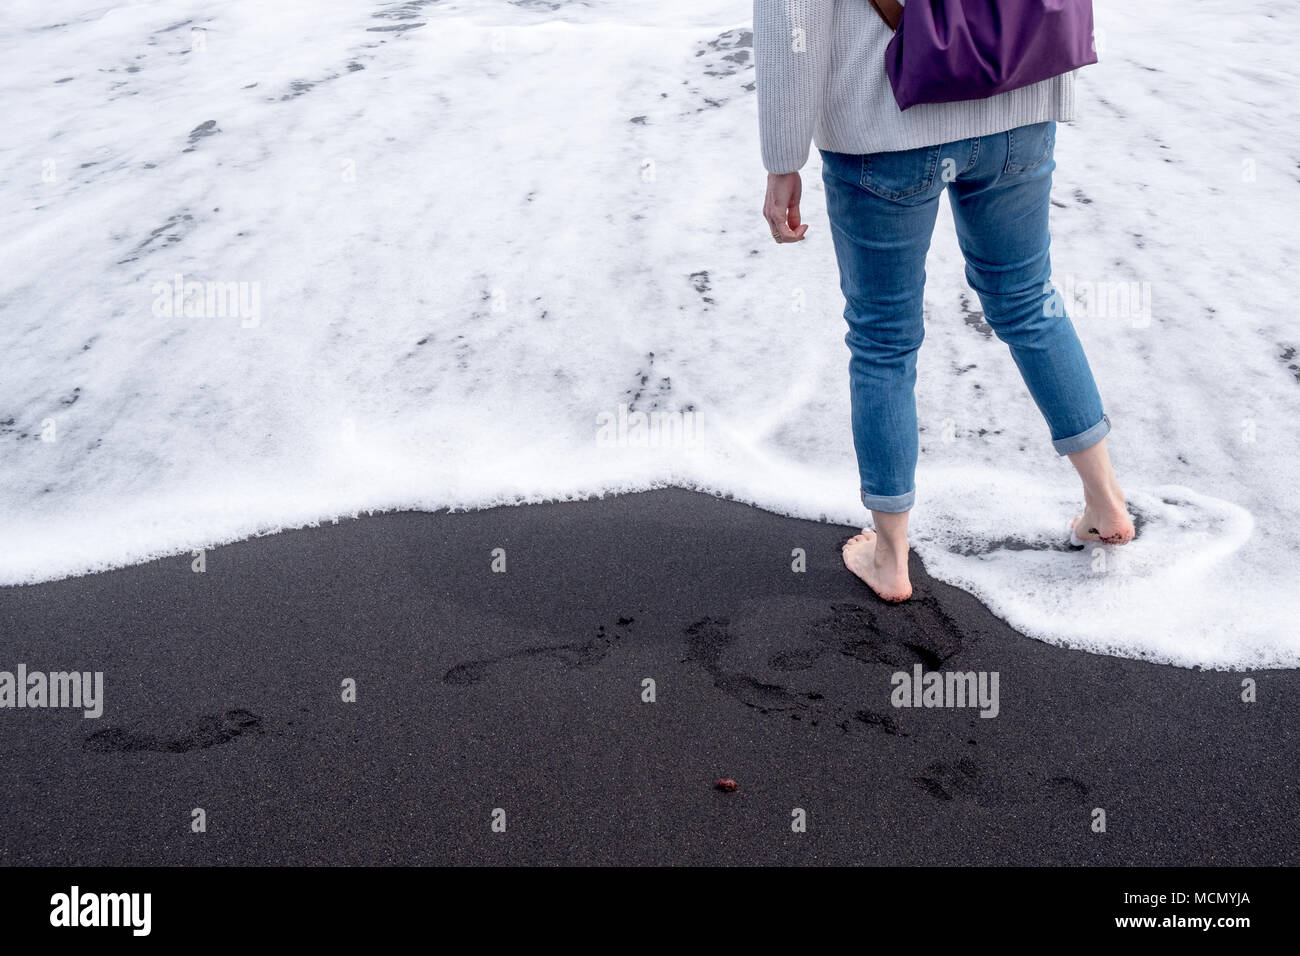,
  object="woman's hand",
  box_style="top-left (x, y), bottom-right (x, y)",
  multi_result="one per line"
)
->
top-left (764, 171), bottom-right (809, 243)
